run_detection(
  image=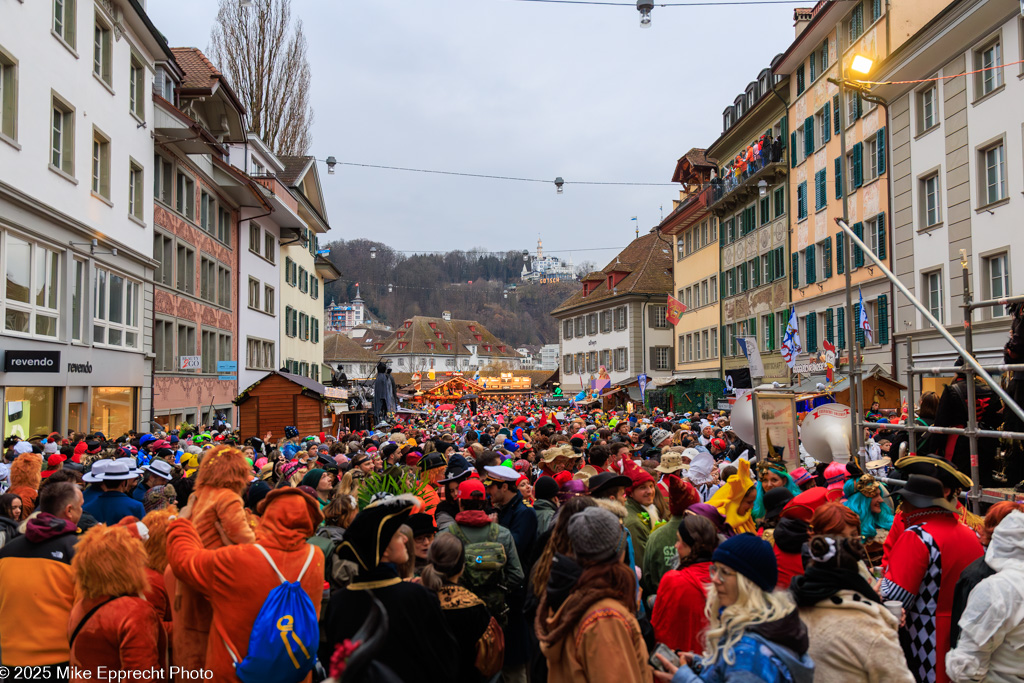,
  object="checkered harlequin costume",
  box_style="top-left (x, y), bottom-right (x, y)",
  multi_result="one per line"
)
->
top-left (881, 509), bottom-right (983, 683)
